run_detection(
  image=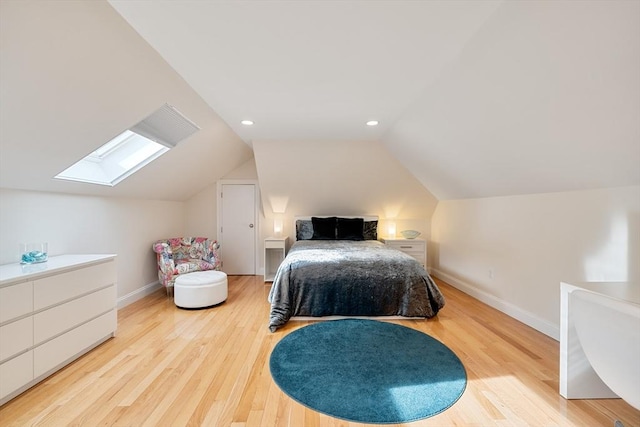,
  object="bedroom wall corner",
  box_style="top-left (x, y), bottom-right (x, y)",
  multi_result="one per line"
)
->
top-left (184, 185), bottom-right (219, 240)
top-left (184, 157), bottom-right (259, 242)
top-left (252, 139), bottom-right (438, 244)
